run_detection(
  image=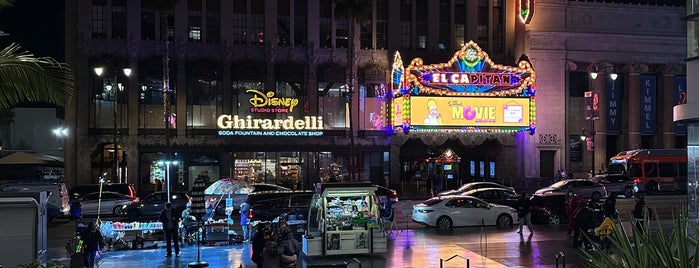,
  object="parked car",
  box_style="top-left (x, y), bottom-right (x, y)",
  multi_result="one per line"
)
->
top-left (374, 184), bottom-right (399, 202)
top-left (529, 192), bottom-right (568, 225)
top-left (592, 174), bottom-right (638, 198)
top-left (461, 188), bottom-right (519, 208)
top-left (534, 179), bottom-right (608, 200)
top-left (412, 195), bottom-right (517, 231)
top-left (213, 183), bottom-right (291, 216)
top-left (79, 191), bottom-right (136, 216)
top-left (438, 182), bottom-right (515, 196)
top-left (121, 191), bottom-right (190, 220)
top-left (70, 183), bottom-right (137, 198)
top-left (247, 190), bottom-right (315, 241)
